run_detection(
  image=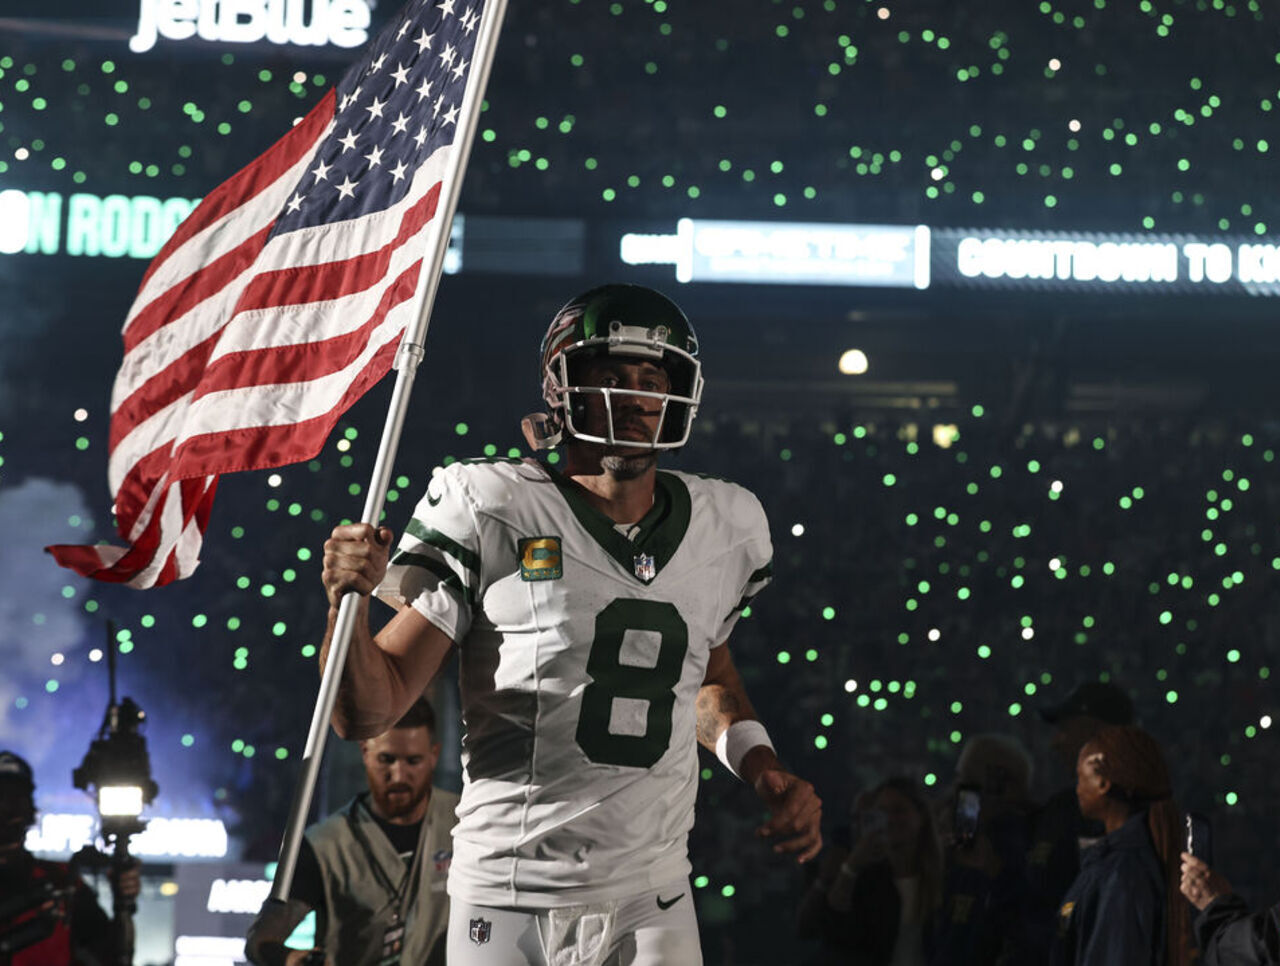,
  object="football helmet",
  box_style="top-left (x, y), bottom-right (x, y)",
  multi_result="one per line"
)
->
top-left (524, 284), bottom-right (703, 451)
